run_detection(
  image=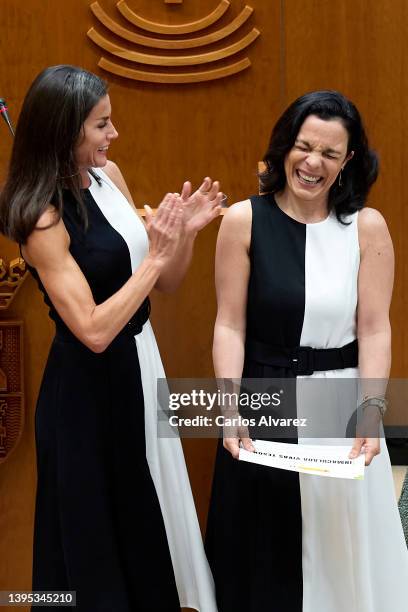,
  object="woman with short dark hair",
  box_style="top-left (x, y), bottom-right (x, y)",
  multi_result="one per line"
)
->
top-left (206, 90), bottom-right (408, 611)
top-left (0, 65), bottom-right (220, 611)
